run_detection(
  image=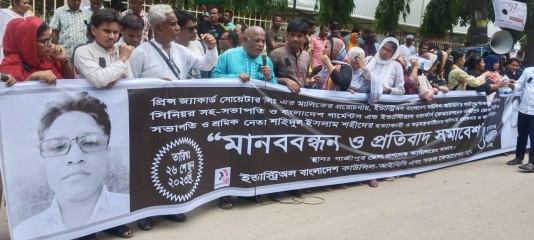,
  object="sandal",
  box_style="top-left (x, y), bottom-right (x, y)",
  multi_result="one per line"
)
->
top-left (238, 195), bottom-right (263, 203)
top-left (137, 217), bottom-right (153, 231)
top-left (162, 213), bottom-right (187, 222)
top-left (267, 193), bottom-right (281, 202)
top-left (219, 196), bottom-right (233, 210)
top-left (103, 225), bottom-right (133, 238)
top-left (369, 179), bottom-right (379, 188)
top-left (518, 163), bottom-right (534, 171)
top-left (506, 158), bottom-right (523, 165)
